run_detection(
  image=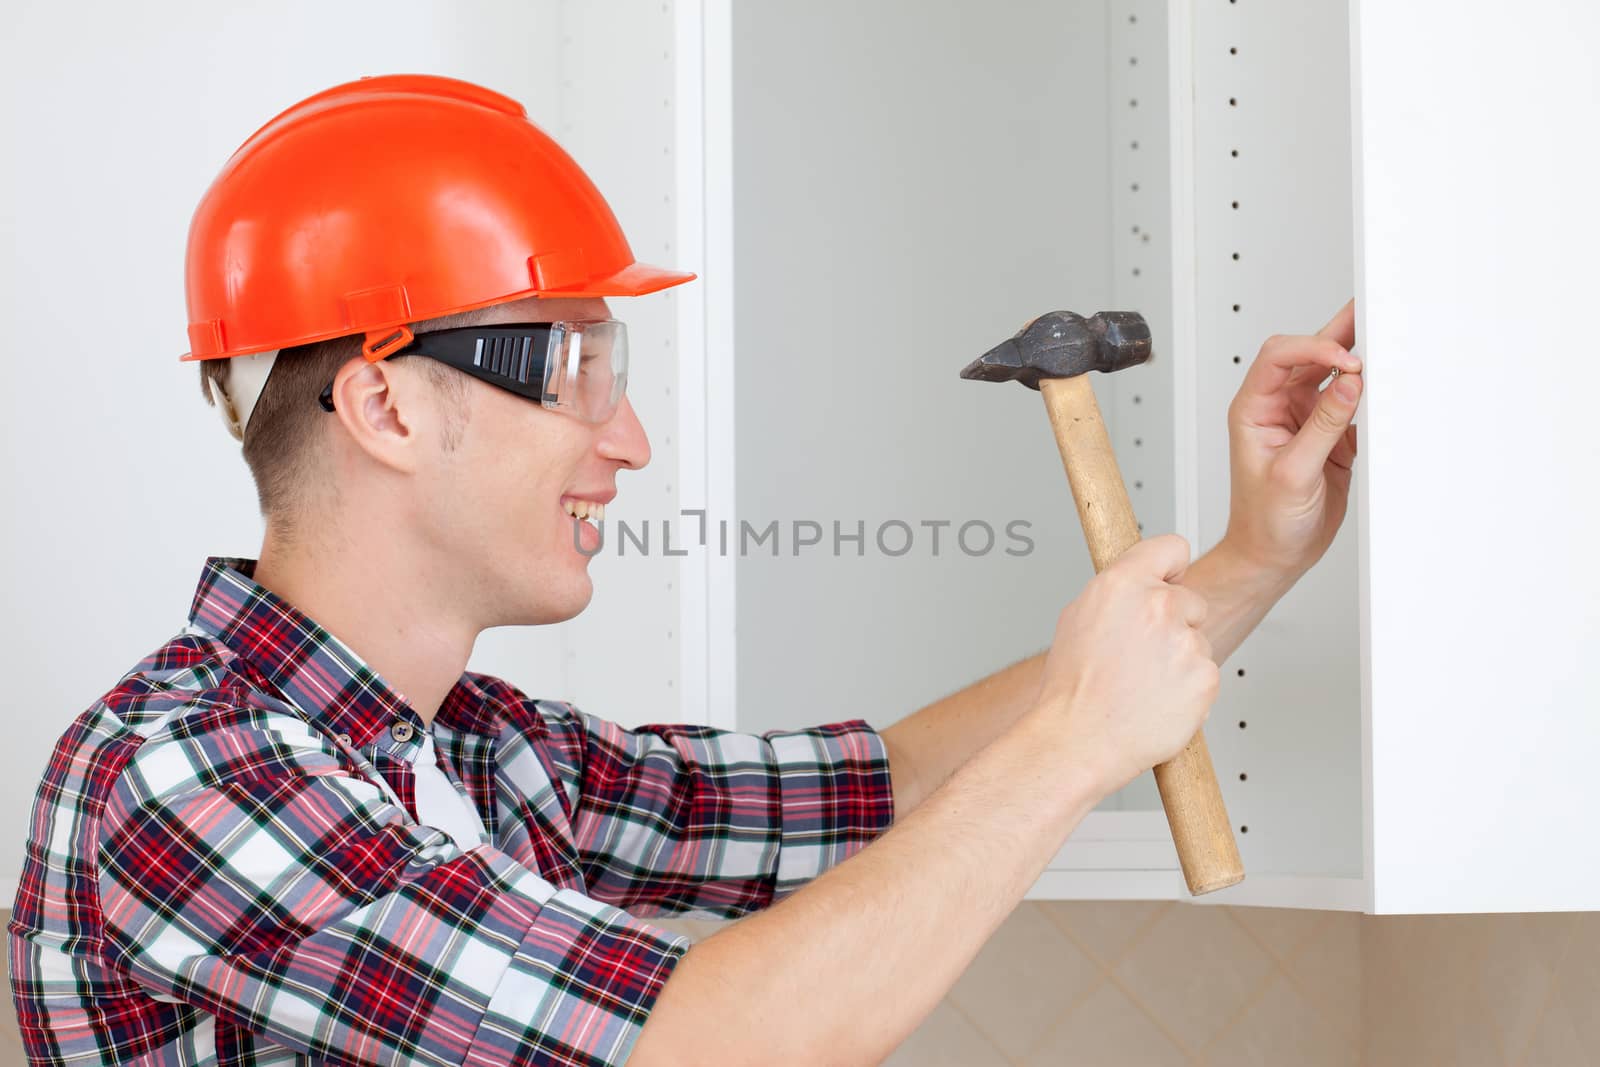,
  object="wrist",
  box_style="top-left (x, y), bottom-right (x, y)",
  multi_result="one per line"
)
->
top-left (1208, 534), bottom-right (1300, 602)
top-left (1014, 699), bottom-right (1123, 805)
top-left (1180, 537), bottom-right (1299, 665)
